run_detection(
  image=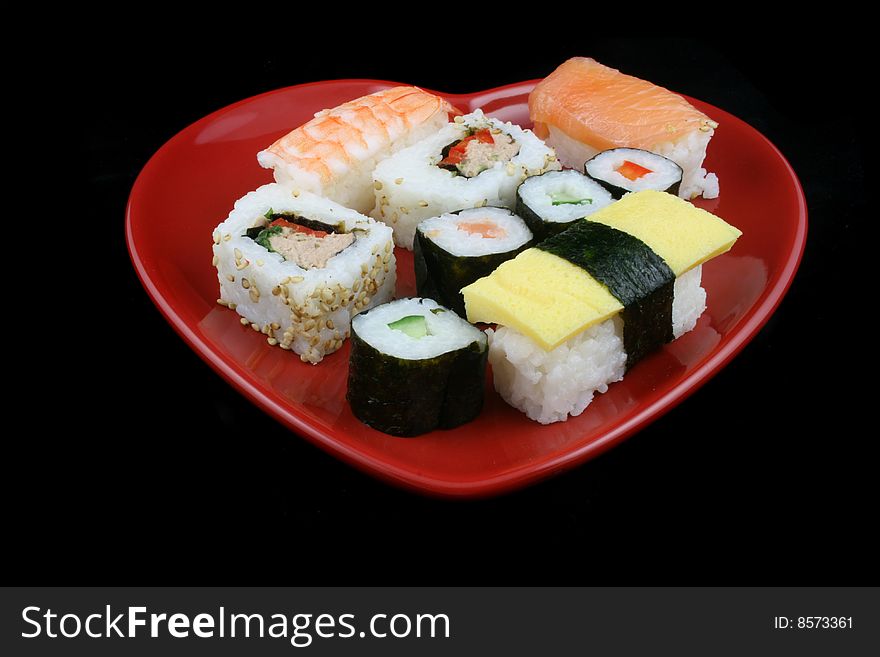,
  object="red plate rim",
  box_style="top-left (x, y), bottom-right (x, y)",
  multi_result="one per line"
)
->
top-left (125, 78), bottom-right (808, 498)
